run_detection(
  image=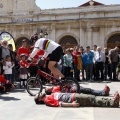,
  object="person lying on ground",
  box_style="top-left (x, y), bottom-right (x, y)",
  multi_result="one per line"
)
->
top-left (0, 75), bottom-right (15, 93)
top-left (34, 92), bottom-right (120, 108)
top-left (45, 85), bottom-right (110, 96)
